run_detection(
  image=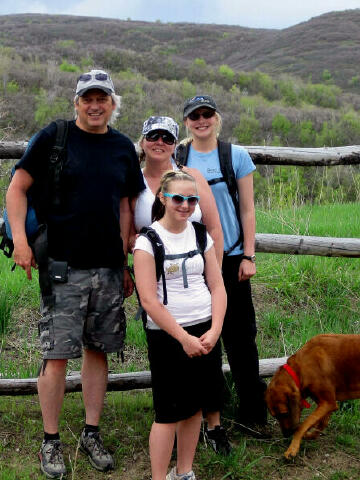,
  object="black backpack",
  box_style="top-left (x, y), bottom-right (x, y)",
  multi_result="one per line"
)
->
top-left (176, 140), bottom-right (243, 255)
top-left (0, 119), bottom-right (69, 259)
top-left (139, 221), bottom-right (207, 306)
